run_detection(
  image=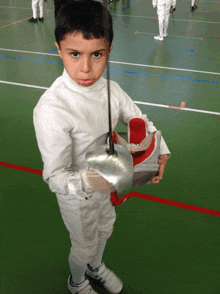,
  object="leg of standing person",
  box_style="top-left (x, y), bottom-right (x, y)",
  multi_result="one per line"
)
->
top-left (28, 0), bottom-right (38, 22)
top-left (191, 0), bottom-right (197, 11)
top-left (163, 0), bottom-right (172, 37)
top-left (55, 192), bottom-right (121, 293)
top-left (55, 193), bottom-right (98, 293)
top-left (38, 0), bottom-right (44, 21)
top-left (87, 197), bottom-right (114, 272)
top-left (154, 2), bottom-right (165, 41)
top-left (88, 241), bottom-right (107, 270)
top-left (85, 194), bottom-right (123, 294)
